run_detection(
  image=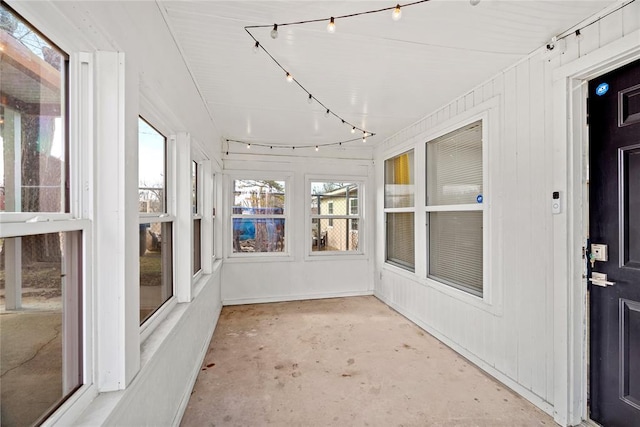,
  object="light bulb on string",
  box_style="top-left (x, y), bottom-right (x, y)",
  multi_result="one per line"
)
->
top-left (270, 24), bottom-right (278, 39)
top-left (351, 127), bottom-right (356, 134)
top-left (392, 4), bottom-right (402, 21)
top-left (253, 41), bottom-right (259, 53)
top-left (362, 132), bottom-right (368, 143)
top-left (327, 17), bottom-right (336, 33)
top-left (315, 146), bottom-right (319, 152)
top-left (308, 94), bottom-right (313, 104)
top-left (286, 72), bottom-right (293, 82)
top-left (325, 109), bottom-right (330, 118)
top-left (247, 143), bottom-right (251, 149)
top-left (575, 29), bottom-right (583, 41)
